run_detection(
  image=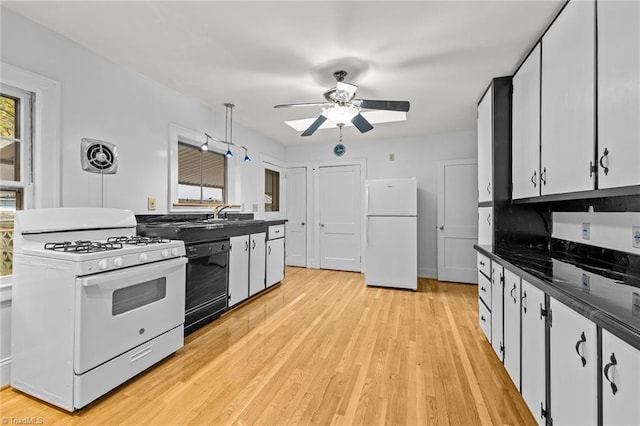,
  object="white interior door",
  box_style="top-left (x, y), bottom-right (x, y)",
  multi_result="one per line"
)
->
top-left (318, 164), bottom-right (361, 272)
top-left (285, 166), bottom-right (307, 267)
top-left (437, 159), bottom-right (478, 283)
